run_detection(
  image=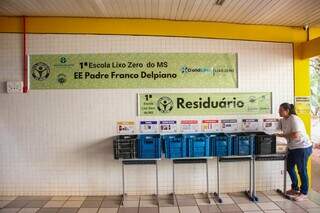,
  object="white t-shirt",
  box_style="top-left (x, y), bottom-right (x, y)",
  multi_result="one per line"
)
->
top-left (280, 114), bottom-right (312, 150)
